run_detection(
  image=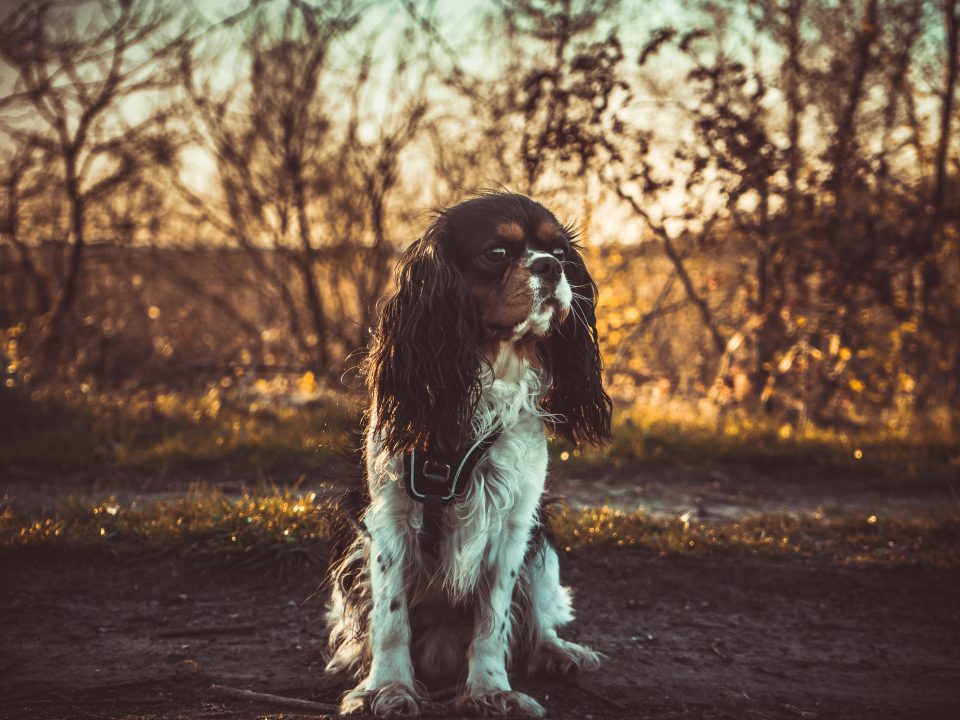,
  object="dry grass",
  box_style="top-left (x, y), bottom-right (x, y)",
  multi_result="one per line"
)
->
top-left (3, 489), bottom-right (958, 569)
top-left (560, 403), bottom-right (958, 478)
top-left (551, 505), bottom-right (960, 567)
top-left (0, 488), bottom-right (338, 572)
top-left (2, 386), bottom-right (957, 570)
top-left (0, 383), bottom-right (359, 472)
top-left (2, 387), bottom-right (956, 478)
